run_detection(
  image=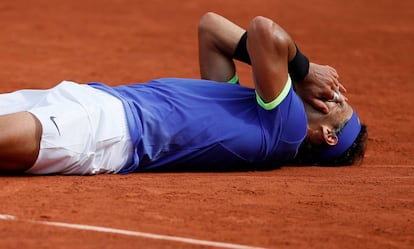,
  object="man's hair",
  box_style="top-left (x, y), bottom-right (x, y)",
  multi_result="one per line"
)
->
top-left (292, 124), bottom-right (368, 166)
